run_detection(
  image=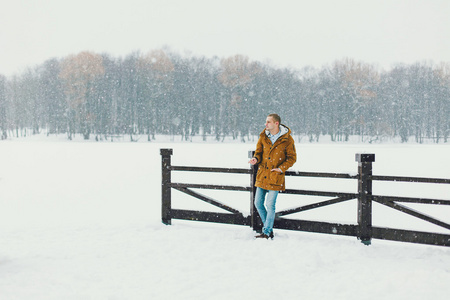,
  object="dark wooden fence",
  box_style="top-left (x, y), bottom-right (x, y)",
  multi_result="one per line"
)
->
top-left (161, 148), bottom-right (450, 247)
